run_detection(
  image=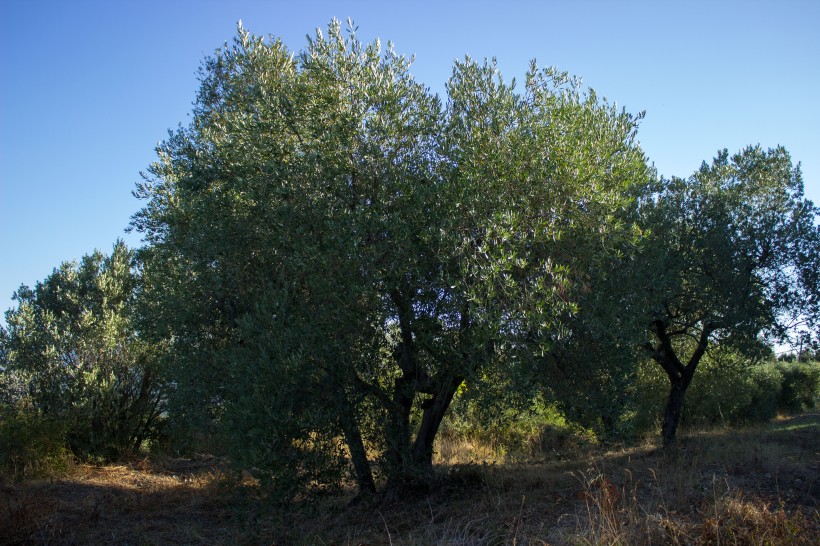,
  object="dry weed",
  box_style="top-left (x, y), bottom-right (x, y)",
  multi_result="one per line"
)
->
top-left (1, 413), bottom-right (817, 544)
top-left (696, 494), bottom-right (816, 545)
